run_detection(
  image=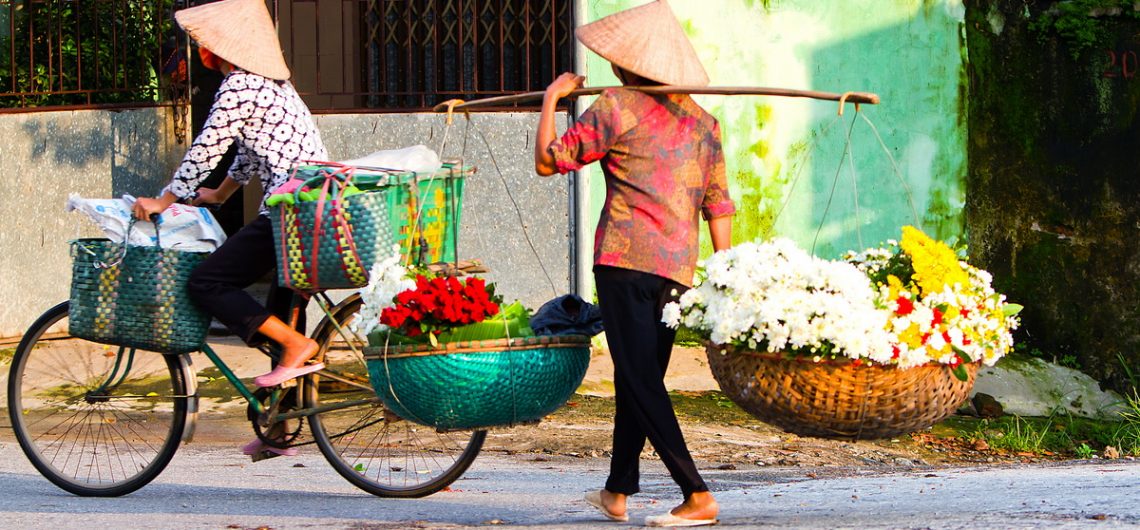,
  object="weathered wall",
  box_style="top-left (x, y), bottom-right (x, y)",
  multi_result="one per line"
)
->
top-left (0, 108), bottom-right (185, 337)
top-left (314, 113), bottom-right (573, 309)
top-left (0, 110), bottom-right (569, 337)
top-left (578, 0), bottom-right (969, 261)
top-left (966, 1), bottom-right (1140, 394)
